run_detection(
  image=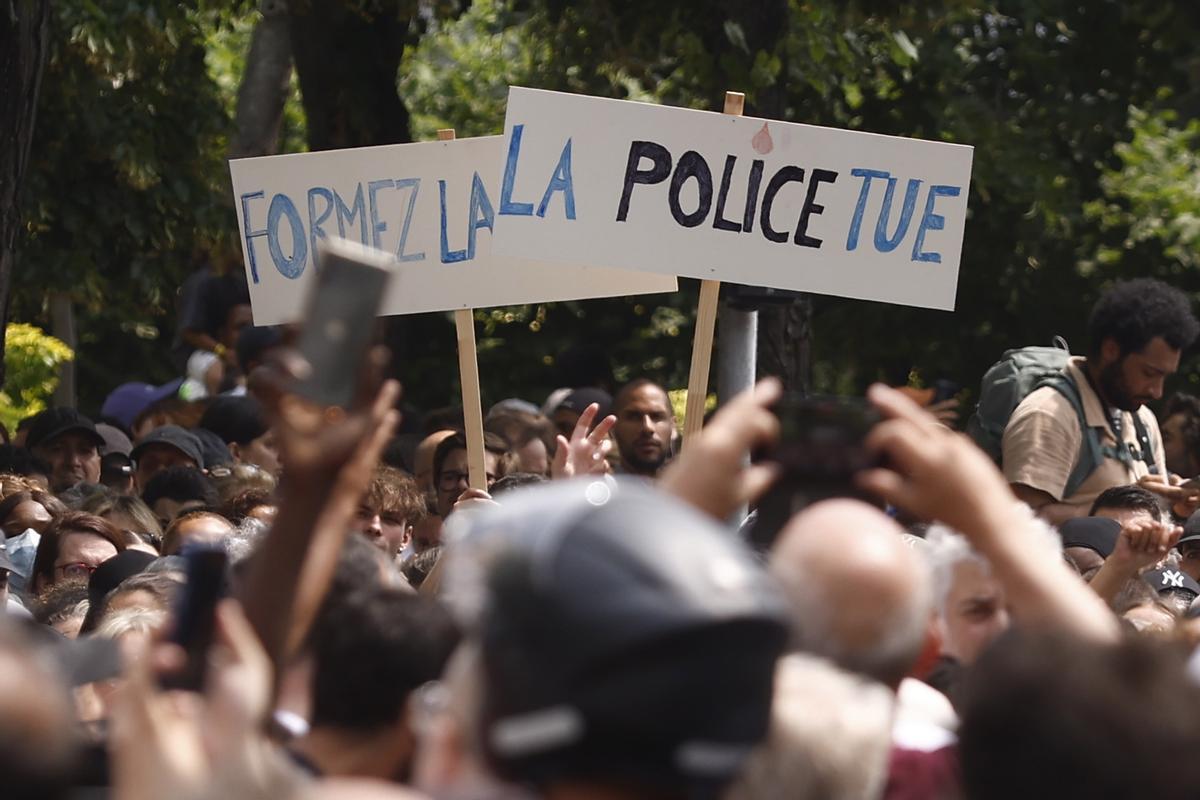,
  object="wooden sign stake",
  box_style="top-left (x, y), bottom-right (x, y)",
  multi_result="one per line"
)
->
top-left (438, 128), bottom-right (488, 491)
top-left (683, 91), bottom-right (744, 444)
